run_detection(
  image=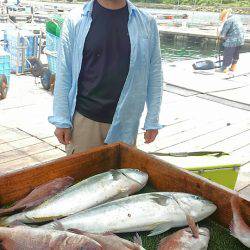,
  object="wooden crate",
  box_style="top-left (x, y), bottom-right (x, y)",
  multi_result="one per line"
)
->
top-left (0, 142), bottom-right (249, 228)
